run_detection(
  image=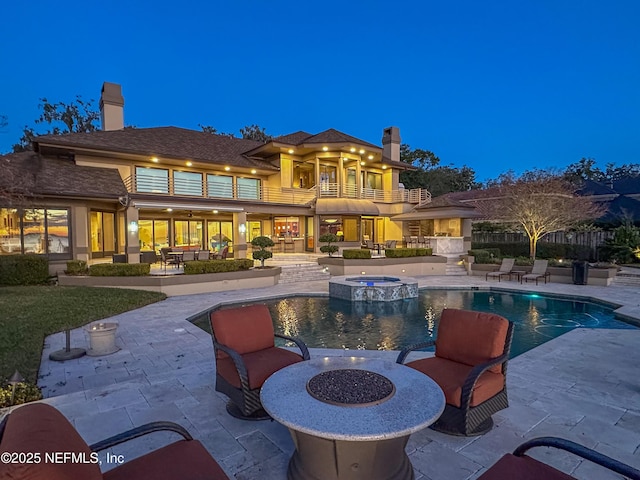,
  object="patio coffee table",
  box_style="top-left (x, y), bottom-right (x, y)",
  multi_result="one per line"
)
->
top-left (261, 356), bottom-right (445, 480)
